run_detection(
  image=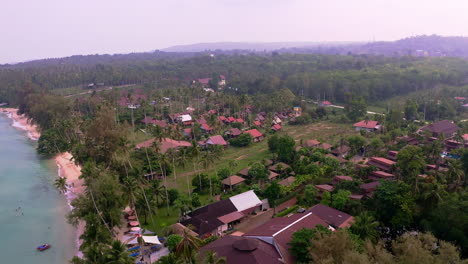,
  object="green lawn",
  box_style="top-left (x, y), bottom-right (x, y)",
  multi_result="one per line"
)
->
top-left (141, 121), bottom-right (357, 233)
